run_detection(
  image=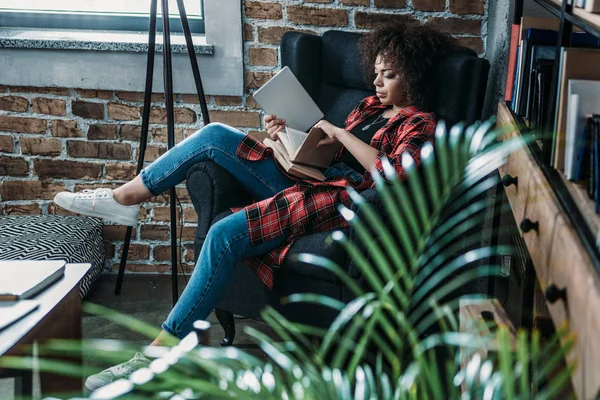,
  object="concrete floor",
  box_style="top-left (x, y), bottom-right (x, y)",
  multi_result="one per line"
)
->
top-left (1, 273), bottom-right (271, 399)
